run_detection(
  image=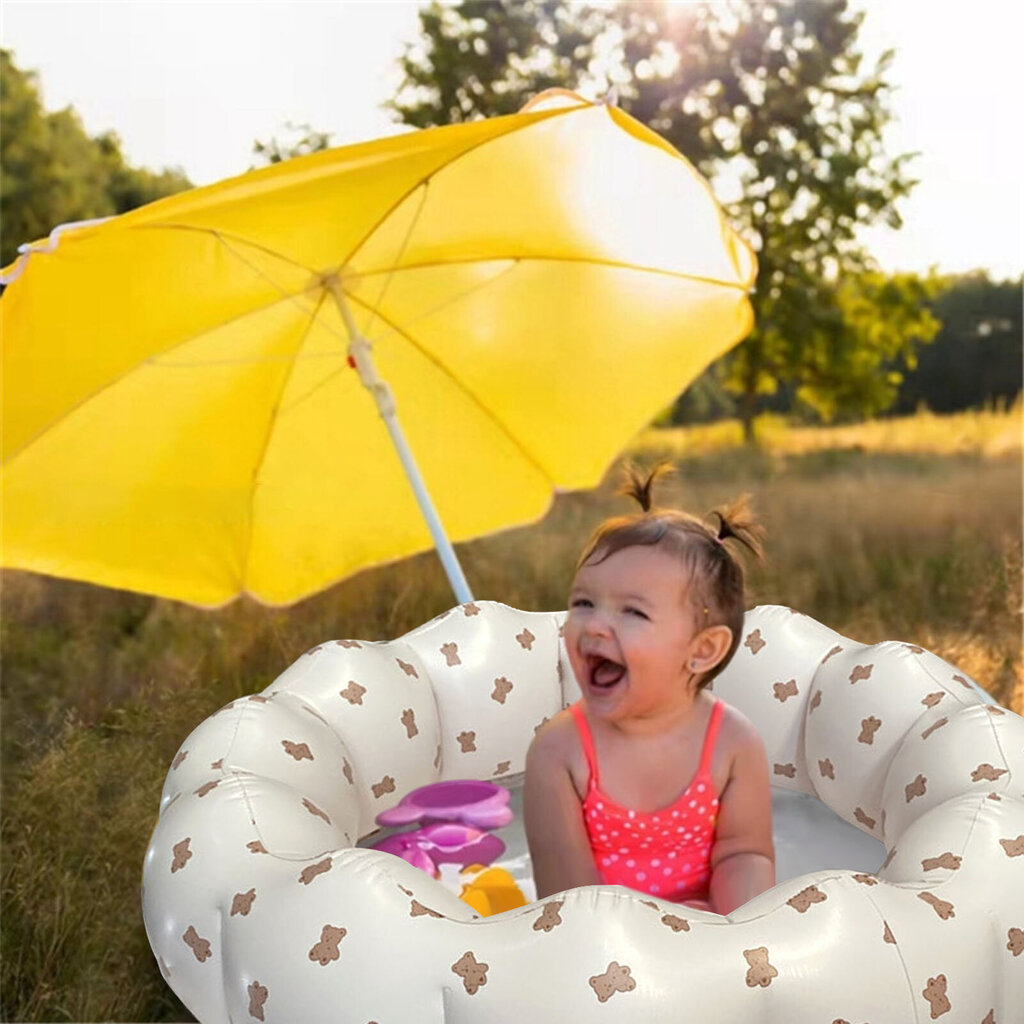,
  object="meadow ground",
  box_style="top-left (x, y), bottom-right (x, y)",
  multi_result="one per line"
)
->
top-left (1, 405), bottom-right (1021, 1021)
